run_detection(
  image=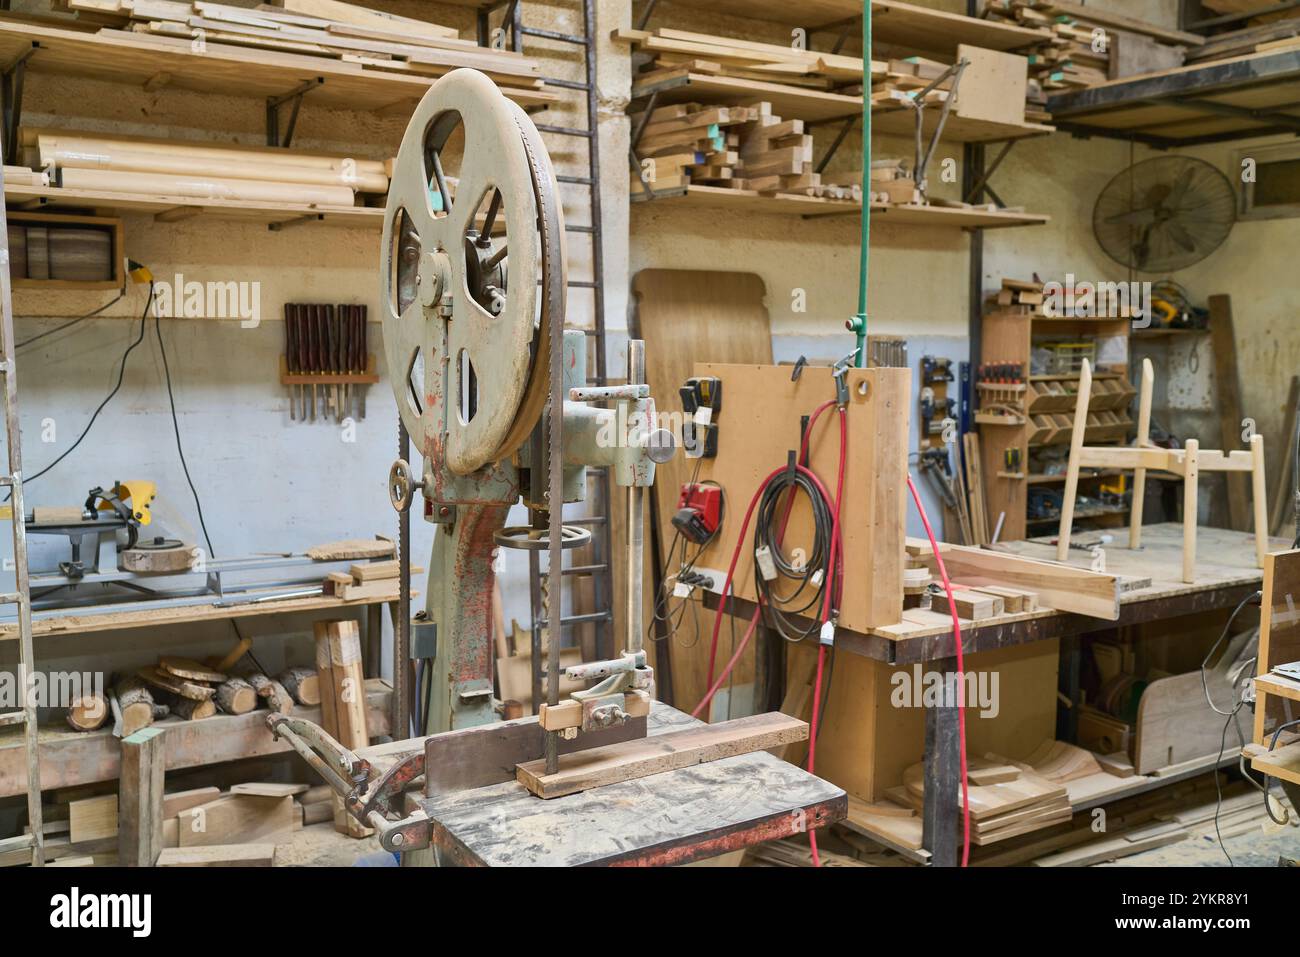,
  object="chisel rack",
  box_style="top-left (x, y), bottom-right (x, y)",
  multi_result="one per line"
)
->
top-left (280, 302), bottom-right (378, 423)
